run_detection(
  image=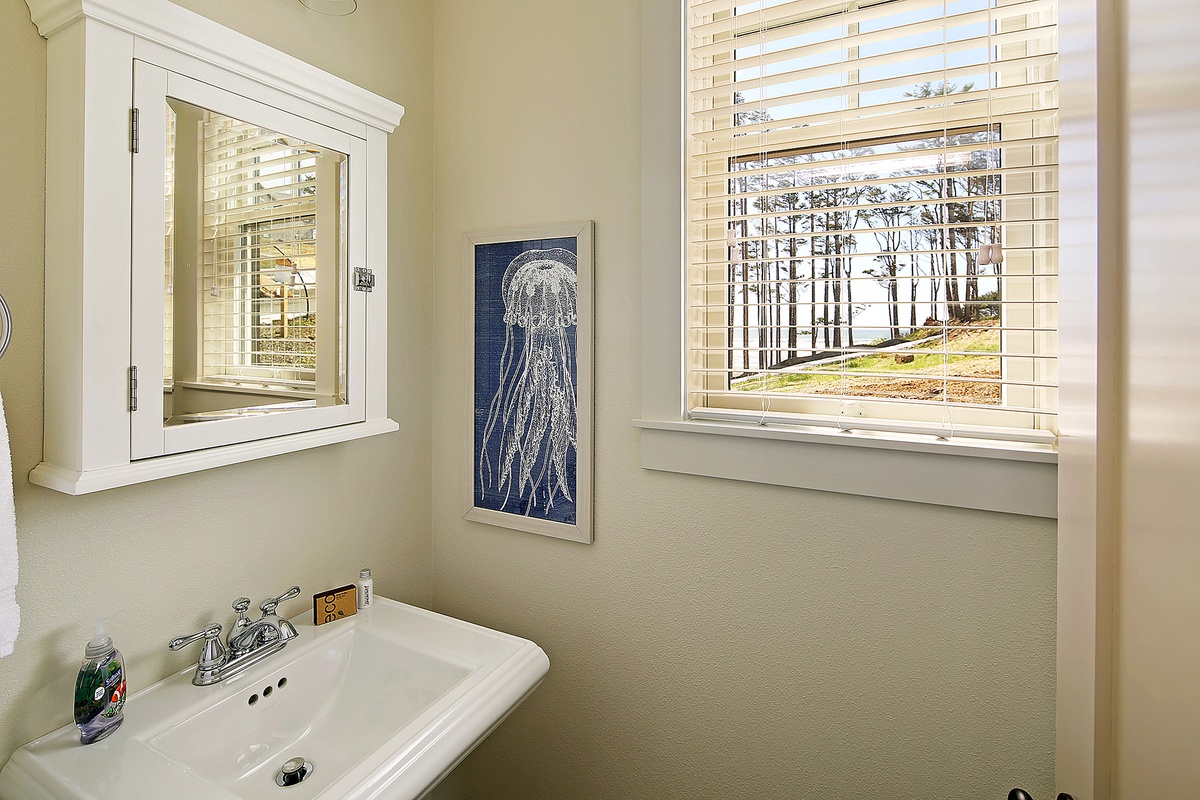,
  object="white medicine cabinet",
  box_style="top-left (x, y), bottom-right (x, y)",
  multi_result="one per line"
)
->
top-left (24, 0), bottom-right (404, 494)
